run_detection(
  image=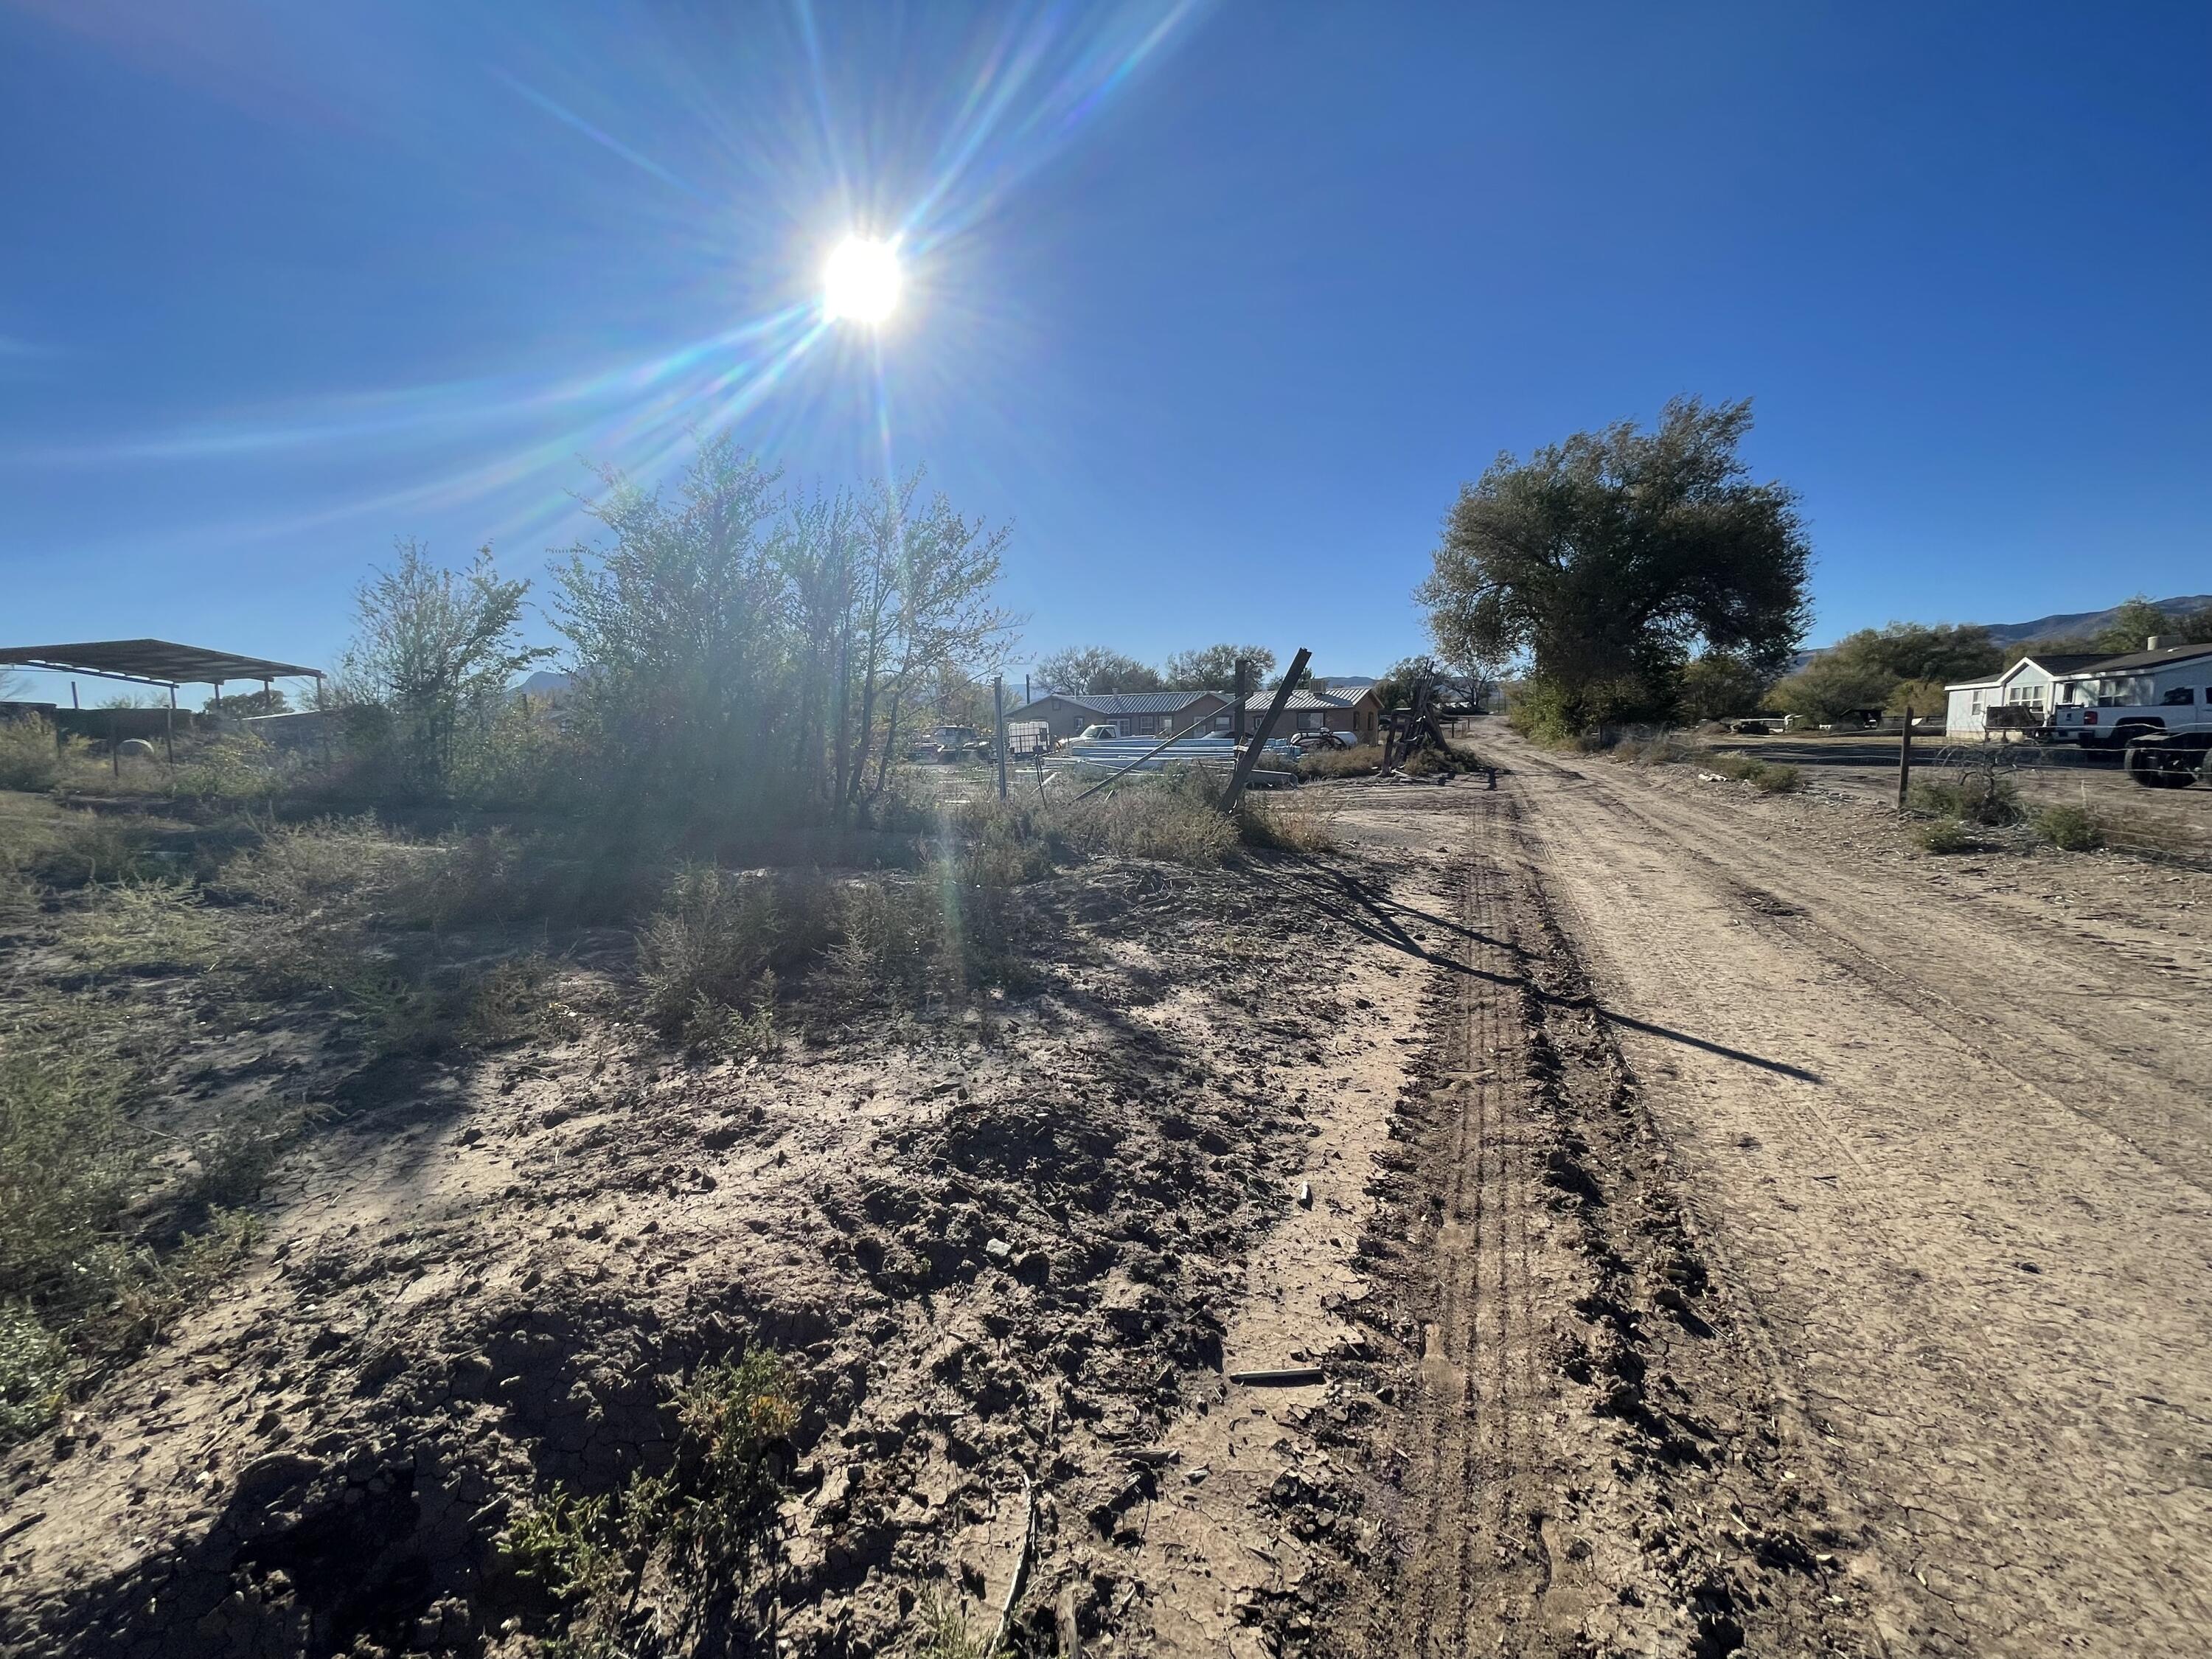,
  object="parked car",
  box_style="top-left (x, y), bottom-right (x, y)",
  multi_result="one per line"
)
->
top-left (1293, 729), bottom-right (1355, 751)
top-left (908, 725), bottom-right (990, 763)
